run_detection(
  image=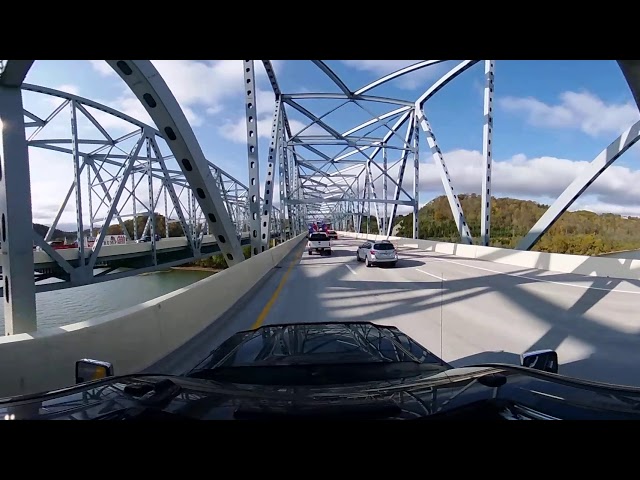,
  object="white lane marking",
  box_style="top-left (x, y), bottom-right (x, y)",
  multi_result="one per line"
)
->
top-left (345, 264), bottom-right (357, 275)
top-left (422, 255), bottom-right (640, 295)
top-left (415, 268), bottom-right (446, 281)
